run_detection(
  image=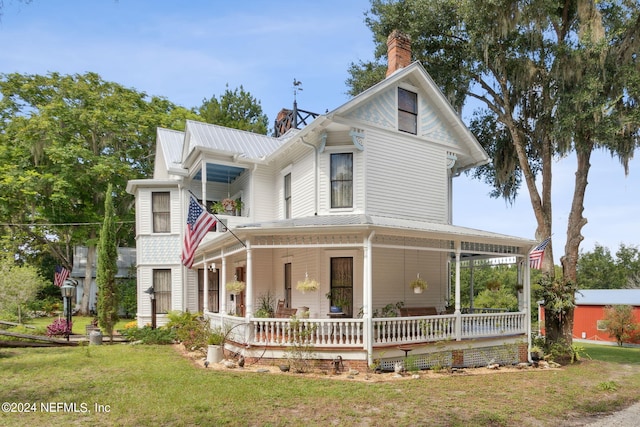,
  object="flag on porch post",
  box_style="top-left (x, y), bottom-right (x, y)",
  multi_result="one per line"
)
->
top-left (181, 195), bottom-right (217, 268)
top-left (54, 265), bottom-right (70, 287)
top-left (529, 237), bottom-right (551, 269)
